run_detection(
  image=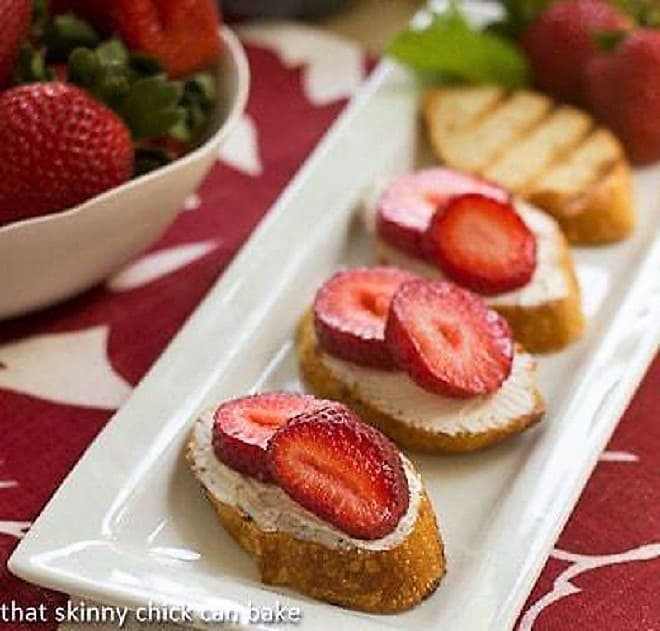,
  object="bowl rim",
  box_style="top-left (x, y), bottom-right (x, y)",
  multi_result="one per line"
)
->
top-left (0, 25), bottom-right (250, 235)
